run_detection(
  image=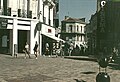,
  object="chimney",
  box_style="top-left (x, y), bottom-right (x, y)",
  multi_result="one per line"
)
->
top-left (80, 18), bottom-right (85, 22)
top-left (65, 16), bottom-right (69, 19)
